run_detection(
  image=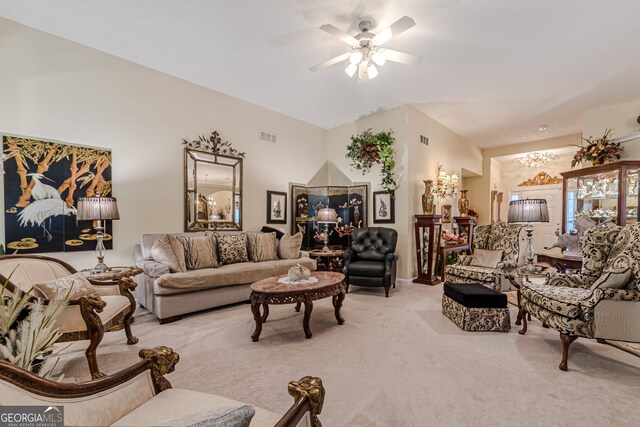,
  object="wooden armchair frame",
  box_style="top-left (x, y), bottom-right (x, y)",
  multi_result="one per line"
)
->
top-left (0, 347), bottom-right (325, 427)
top-left (0, 254), bottom-right (138, 379)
